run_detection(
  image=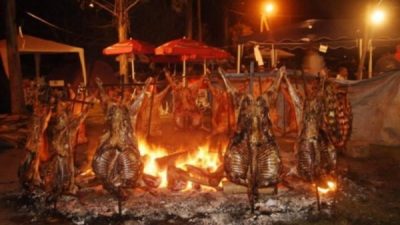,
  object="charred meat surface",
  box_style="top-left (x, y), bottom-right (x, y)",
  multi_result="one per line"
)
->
top-left (165, 70), bottom-right (204, 129)
top-left (92, 78), bottom-right (150, 199)
top-left (323, 84), bottom-right (352, 150)
top-left (219, 68), bottom-right (282, 212)
top-left (44, 99), bottom-right (90, 199)
top-left (18, 84), bottom-right (52, 190)
top-left (283, 68), bottom-right (352, 182)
